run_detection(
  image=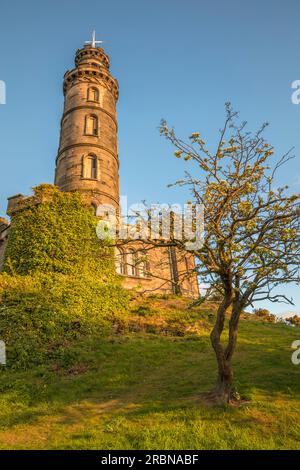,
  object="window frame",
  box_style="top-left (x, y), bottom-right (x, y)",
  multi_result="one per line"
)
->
top-left (87, 86), bottom-right (100, 103)
top-left (115, 247), bottom-right (126, 275)
top-left (82, 153), bottom-right (99, 180)
top-left (84, 114), bottom-right (99, 136)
